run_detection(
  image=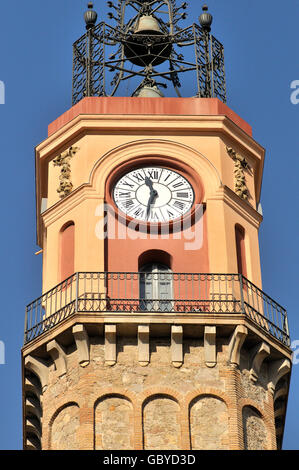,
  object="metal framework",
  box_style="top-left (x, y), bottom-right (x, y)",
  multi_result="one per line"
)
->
top-left (72, 1), bottom-right (226, 104)
top-left (24, 272), bottom-right (289, 346)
